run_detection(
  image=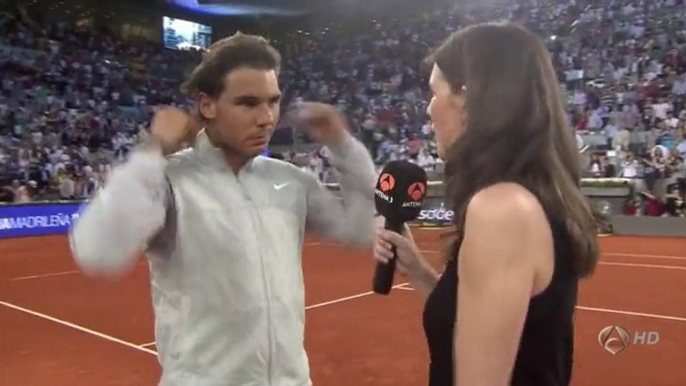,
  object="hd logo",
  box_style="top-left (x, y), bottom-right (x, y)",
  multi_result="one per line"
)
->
top-left (598, 326), bottom-right (660, 355)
